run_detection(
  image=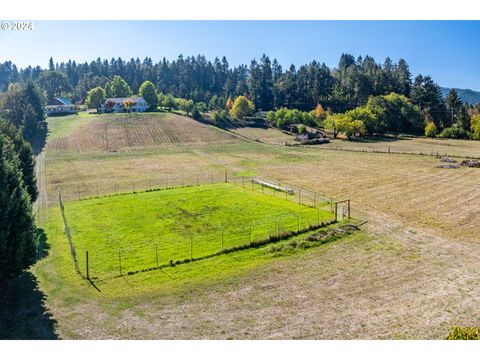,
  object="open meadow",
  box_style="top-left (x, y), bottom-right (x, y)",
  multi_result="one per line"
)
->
top-left (29, 111), bottom-right (480, 339)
